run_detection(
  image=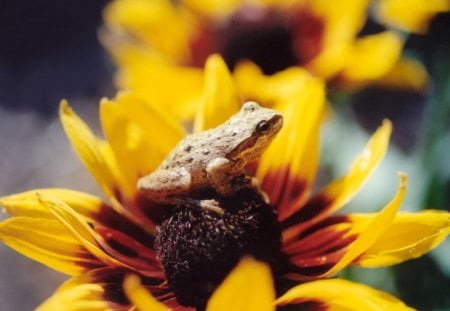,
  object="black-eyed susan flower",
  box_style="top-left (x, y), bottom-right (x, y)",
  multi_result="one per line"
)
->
top-left (1, 55), bottom-right (448, 310)
top-left (101, 0), bottom-right (433, 121)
